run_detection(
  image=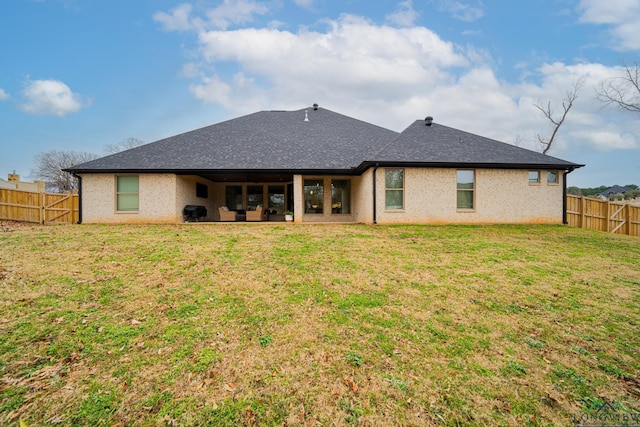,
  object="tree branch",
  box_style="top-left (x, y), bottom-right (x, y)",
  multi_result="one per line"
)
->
top-left (534, 79), bottom-right (582, 155)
